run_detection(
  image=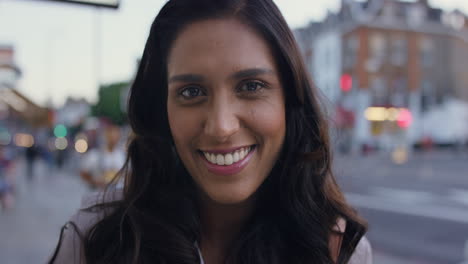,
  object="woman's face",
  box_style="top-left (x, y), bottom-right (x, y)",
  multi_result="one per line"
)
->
top-left (167, 18), bottom-right (286, 205)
